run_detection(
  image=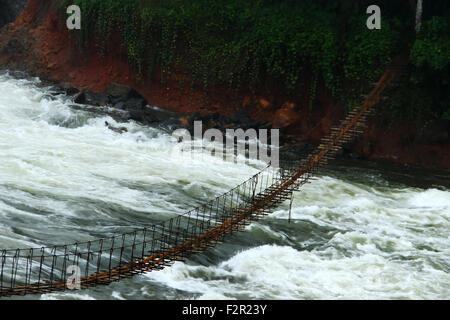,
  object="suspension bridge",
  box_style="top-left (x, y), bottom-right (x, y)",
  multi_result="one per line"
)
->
top-left (0, 57), bottom-right (408, 297)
